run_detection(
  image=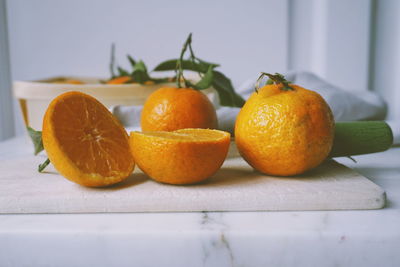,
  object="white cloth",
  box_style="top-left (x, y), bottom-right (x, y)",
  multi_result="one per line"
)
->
top-left (110, 71), bottom-right (394, 140)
